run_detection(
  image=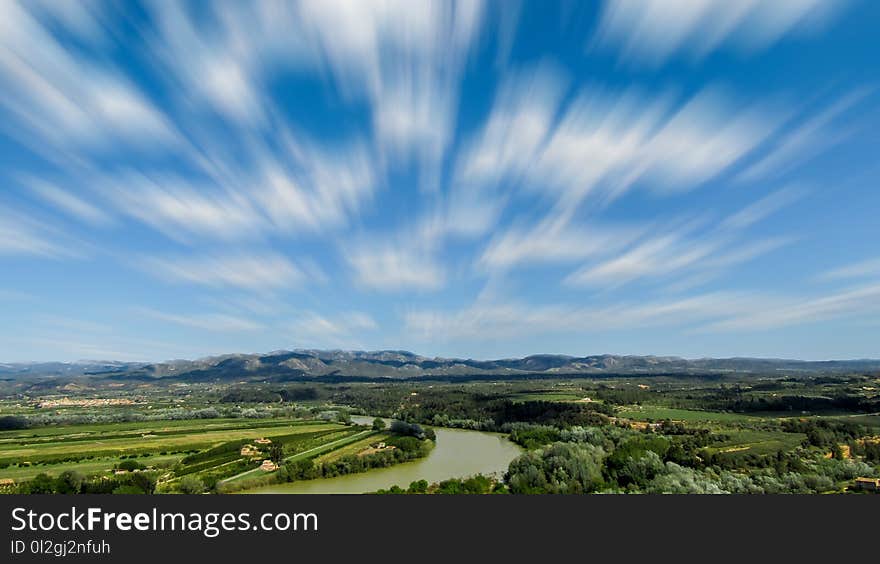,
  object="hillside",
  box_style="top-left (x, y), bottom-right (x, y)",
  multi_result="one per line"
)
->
top-left (3, 351), bottom-right (879, 383)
